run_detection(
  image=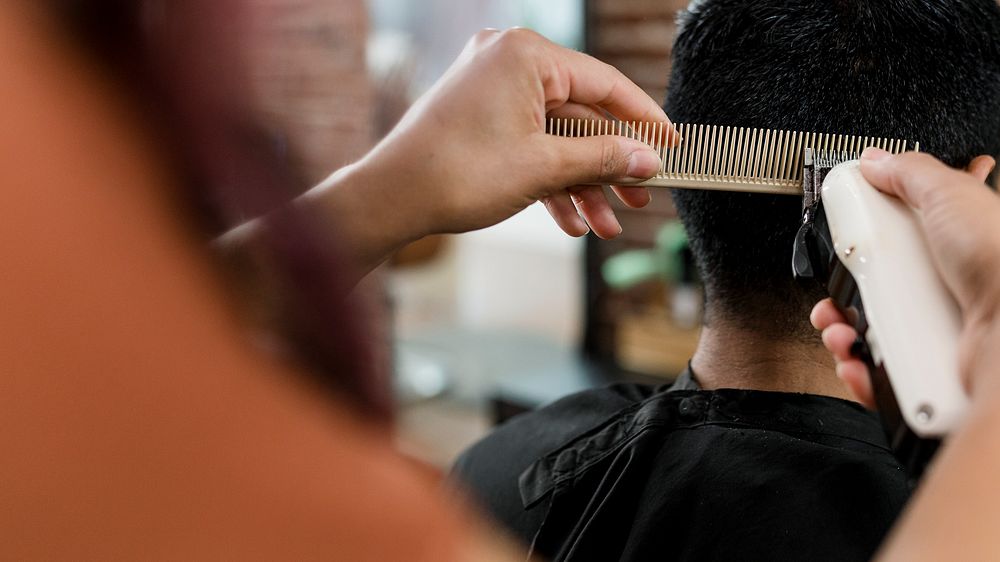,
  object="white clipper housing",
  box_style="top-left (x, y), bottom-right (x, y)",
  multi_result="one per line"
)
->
top-left (821, 161), bottom-right (969, 437)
